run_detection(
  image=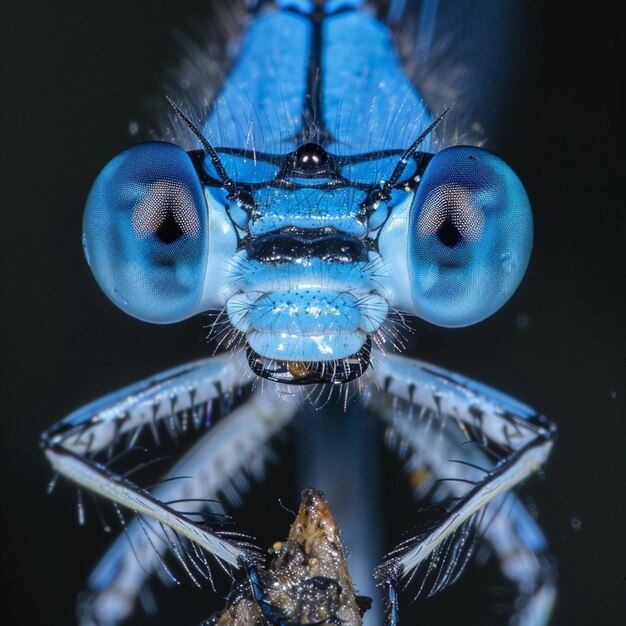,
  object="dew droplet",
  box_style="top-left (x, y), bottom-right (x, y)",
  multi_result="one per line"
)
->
top-left (500, 251), bottom-right (517, 274)
top-left (82, 233), bottom-right (91, 266)
top-left (113, 288), bottom-right (129, 306)
top-left (516, 312), bottom-right (530, 330)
